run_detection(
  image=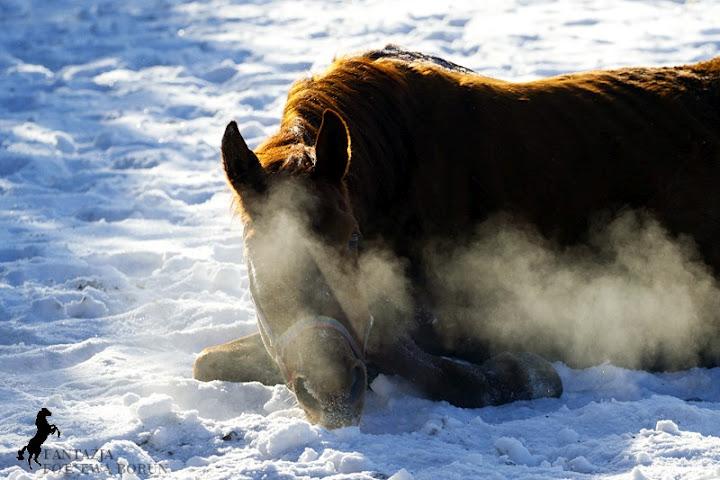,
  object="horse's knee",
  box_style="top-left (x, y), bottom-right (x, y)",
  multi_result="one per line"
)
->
top-left (193, 333), bottom-right (283, 385)
top-left (193, 347), bottom-right (230, 381)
